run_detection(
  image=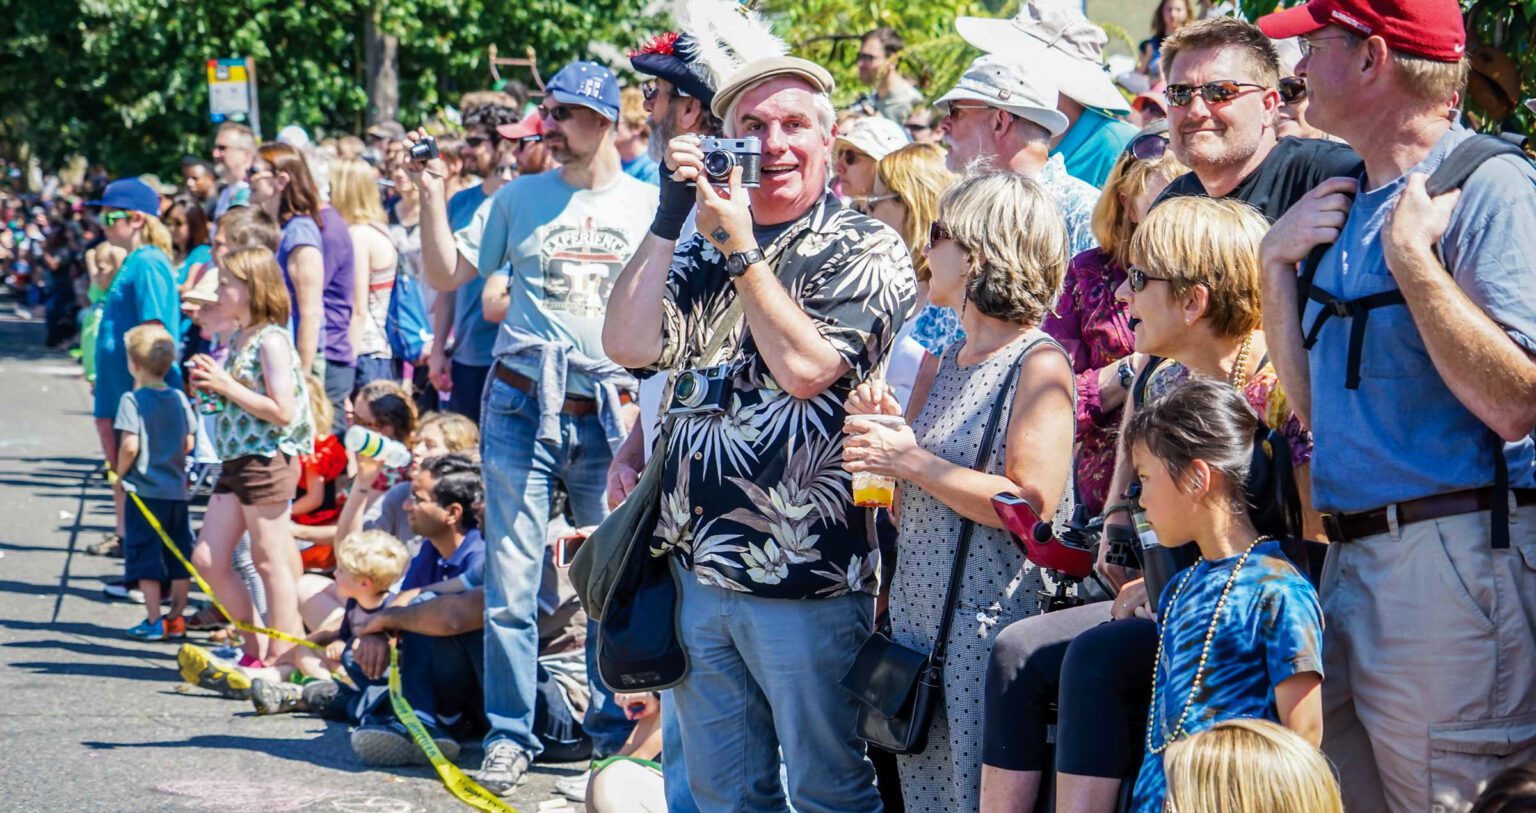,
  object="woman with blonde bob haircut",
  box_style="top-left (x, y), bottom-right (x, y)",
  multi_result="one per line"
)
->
top-left (1163, 718), bottom-right (1342, 813)
top-left (860, 141), bottom-right (959, 408)
top-left (844, 171), bottom-right (1077, 811)
top-left (329, 157), bottom-right (399, 386)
